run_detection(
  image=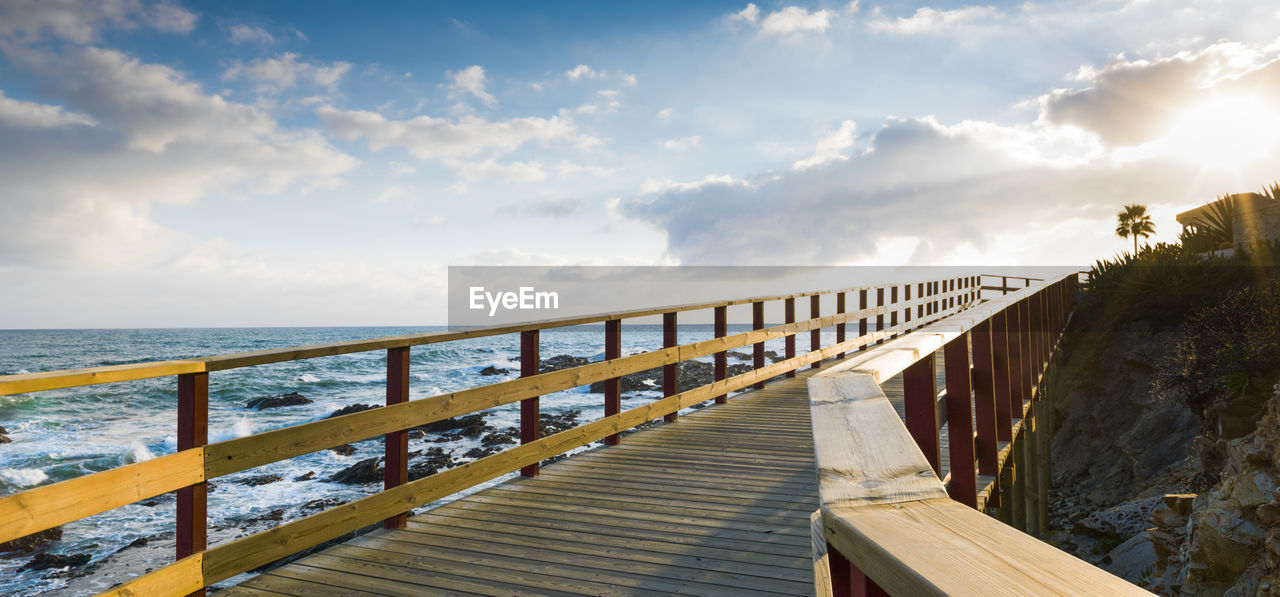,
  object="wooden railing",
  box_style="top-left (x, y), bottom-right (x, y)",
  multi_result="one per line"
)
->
top-left (0, 274), bottom-right (993, 596)
top-left (808, 273), bottom-right (1152, 595)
